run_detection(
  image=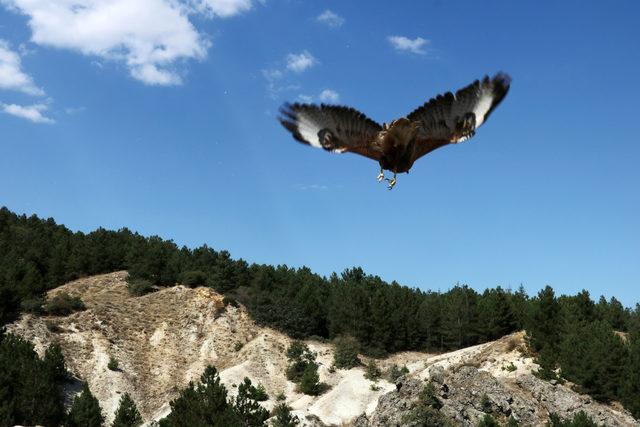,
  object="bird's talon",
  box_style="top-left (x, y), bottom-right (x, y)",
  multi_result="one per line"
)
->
top-left (377, 172), bottom-right (385, 182)
top-left (387, 178), bottom-right (397, 190)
